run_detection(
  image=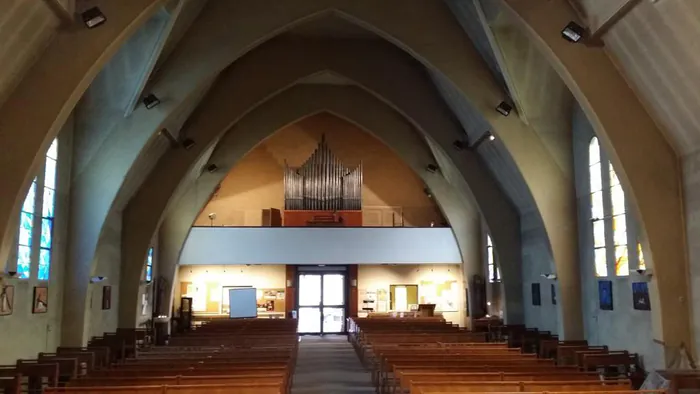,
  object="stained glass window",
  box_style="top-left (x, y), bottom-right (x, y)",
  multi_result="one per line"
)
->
top-left (38, 139), bottom-right (58, 281)
top-left (638, 242), bottom-right (646, 270)
top-left (486, 235), bottom-right (500, 283)
top-left (590, 138), bottom-right (608, 277)
top-left (146, 247), bottom-right (154, 283)
top-left (589, 137), bottom-right (634, 278)
top-left (17, 180), bottom-right (37, 279)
